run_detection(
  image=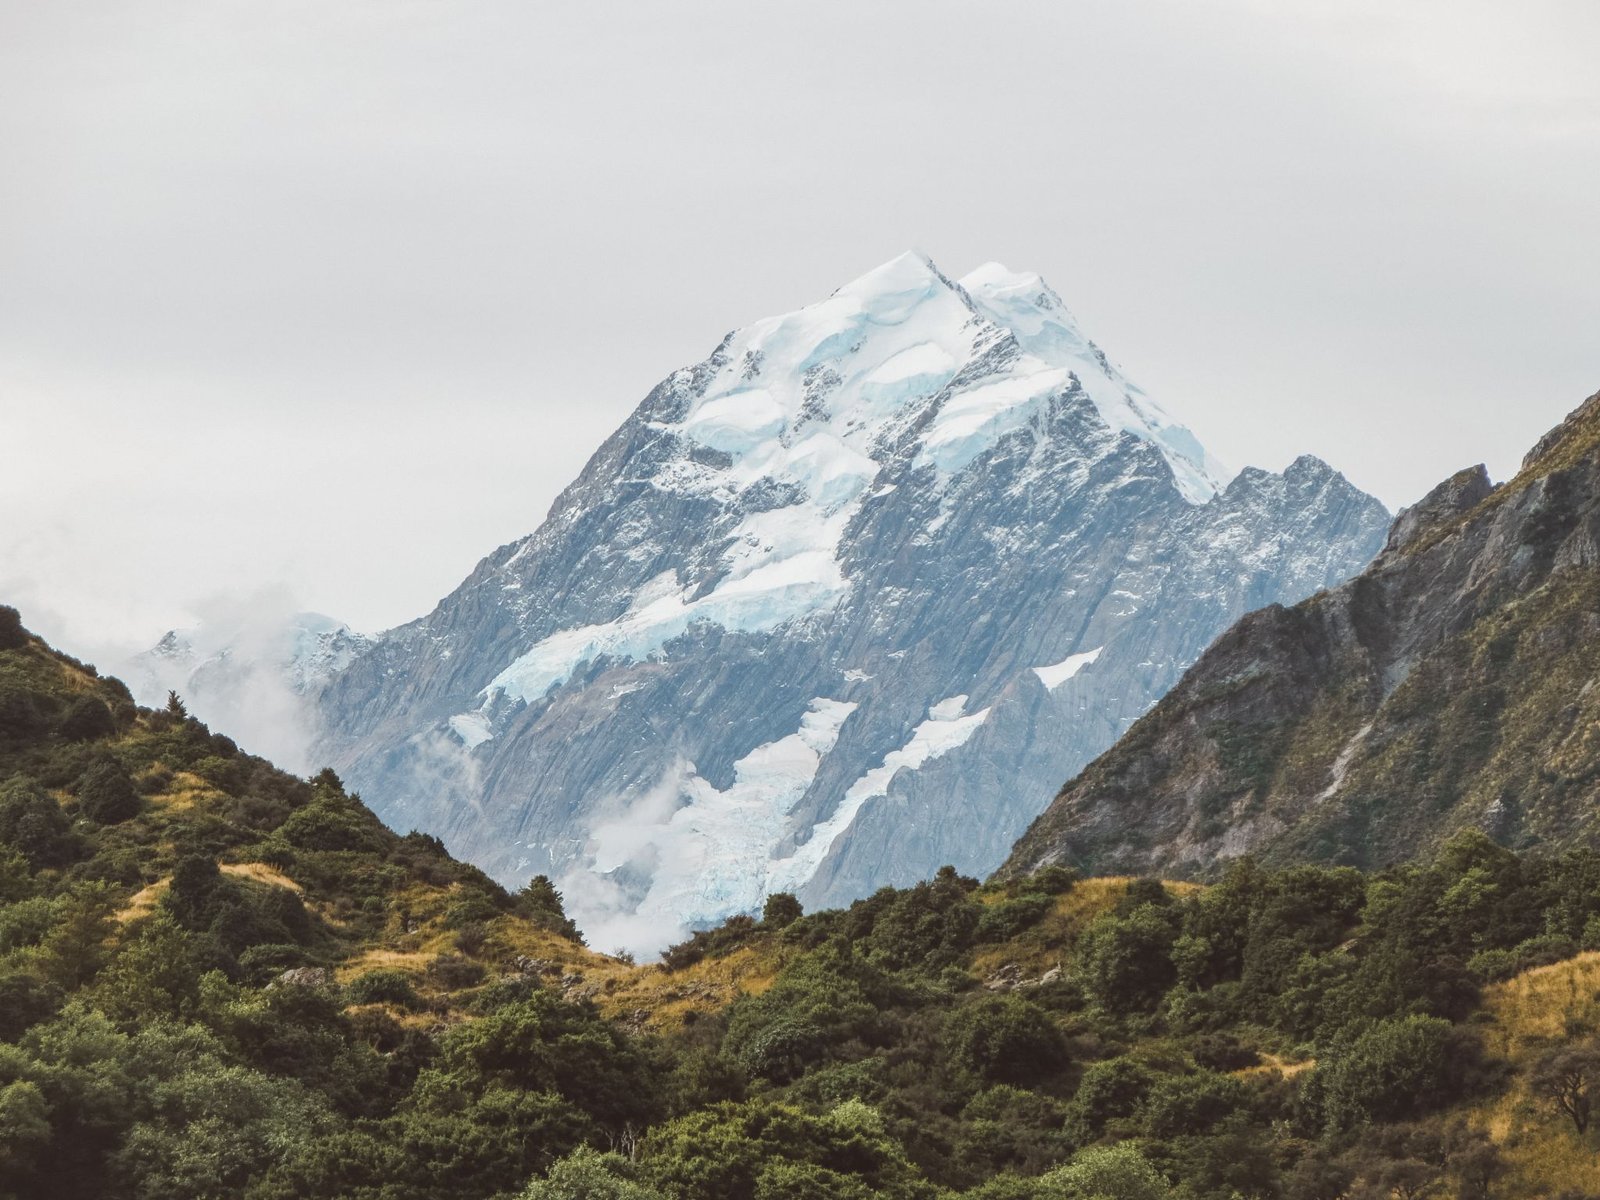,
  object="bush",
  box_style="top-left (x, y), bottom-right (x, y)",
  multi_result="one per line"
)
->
top-left (0, 777), bottom-right (73, 868)
top-left (1139, 1070), bottom-right (1249, 1138)
top-left (0, 606), bottom-right (27, 651)
top-left (1077, 904), bottom-right (1178, 1013)
top-left (1307, 1015), bottom-right (1470, 1134)
top-left (430, 954), bottom-right (487, 989)
top-left (277, 797), bottom-right (384, 853)
top-left (347, 968), bottom-right (422, 1009)
top-left (763, 892), bottom-right (803, 929)
top-left (1069, 1057), bottom-right (1155, 1141)
top-left (77, 758), bottom-right (141, 825)
top-left (520, 1146), bottom-right (665, 1199)
top-left (977, 894), bottom-right (1055, 943)
top-left (946, 994), bottom-right (1070, 1087)
top-left (58, 696), bottom-right (116, 742)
